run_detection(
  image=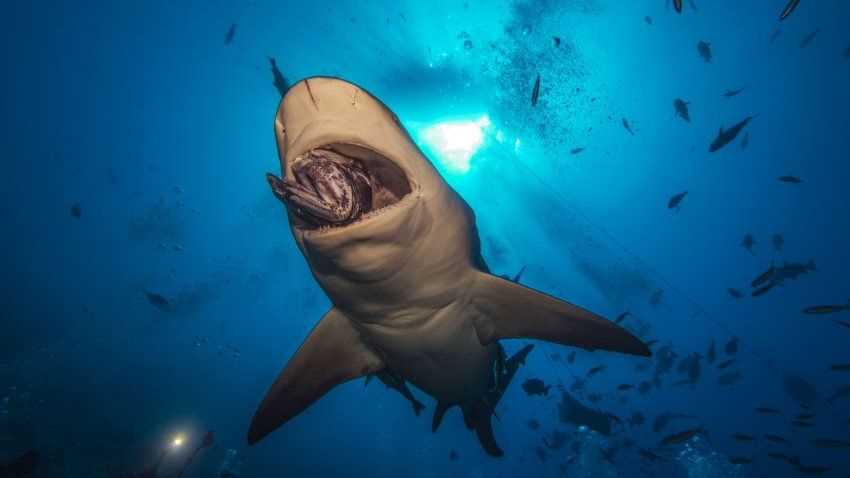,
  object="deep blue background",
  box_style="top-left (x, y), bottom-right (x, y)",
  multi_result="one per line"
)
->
top-left (2, 1), bottom-right (849, 476)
